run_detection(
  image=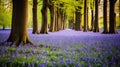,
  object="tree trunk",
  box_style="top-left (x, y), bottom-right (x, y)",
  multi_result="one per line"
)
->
top-left (49, 1), bottom-right (55, 32)
top-left (69, 18), bottom-right (74, 29)
top-left (40, 0), bottom-right (48, 34)
top-left (93, 0), bottom-right (99, 32)
top-left (32, 0), bottom-right (39, 34)
top-left (87, 7), bottom-right (89, 30)
top-left (102, 0), bottom-right (108, 34)
top-left (63, 13), bottom-right (66, 30)
top-left (57, 8), bottom-right (61, 31)
top-left (75, 10), bottom-right (82, 31)
top-left (91, 10), bottom-right (94, 31)
top-left (84, 0), bottom-right (87, 32)
top-left (54, 9), bottom-right (58, 31)
top-left (60, 8), bottom-right (64, 30)
top-left (75, 0), bottom-right (82, 31)
top-left (119, 0), bottom-right (120, 27)
top-left (109, 0), bottom-right (118, 34)
top-left (3, 25), bottom-right (5, 30)
top-left (7, 0), bottom-right (32, 46)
